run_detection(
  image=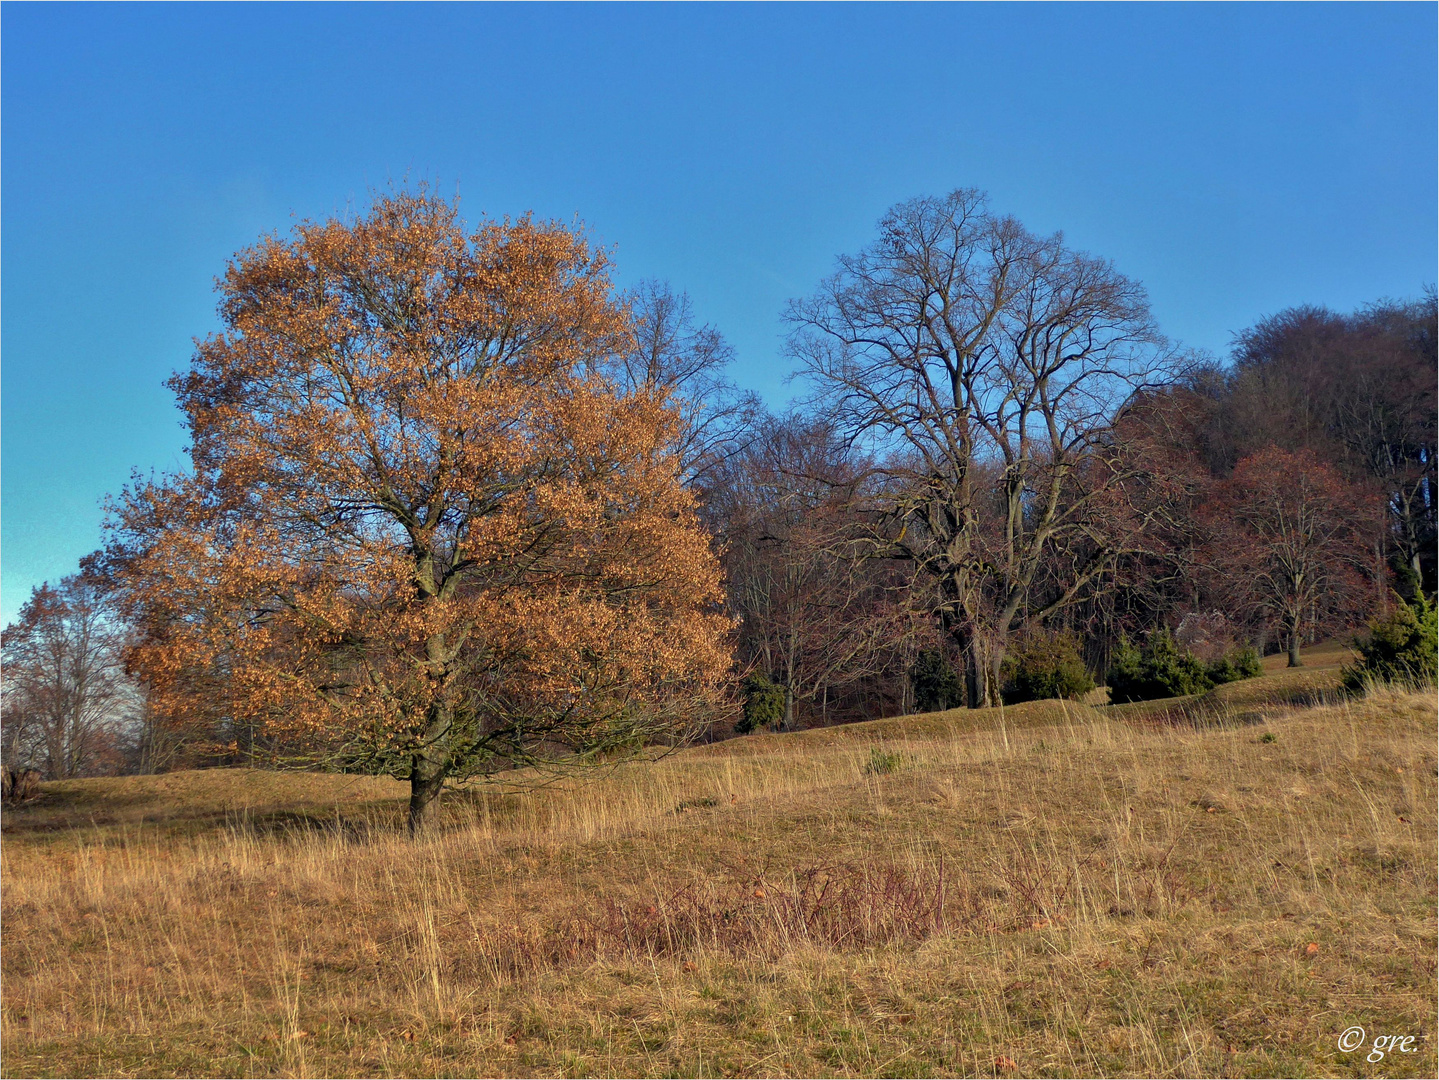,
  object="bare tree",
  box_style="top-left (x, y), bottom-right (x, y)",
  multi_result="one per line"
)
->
top-left (1198, 447), bottom-right (1379, 666)
top-left (1, 575), bottom-right (138, 779)
top-left (787, 190), bottom-right (1169, 706)
top-left (710, 416), bottom-right (916, 728)
top-left (603, 280), bottom-right (761, 491)
top-left (1213, 296), bottom-right (1437, 596)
